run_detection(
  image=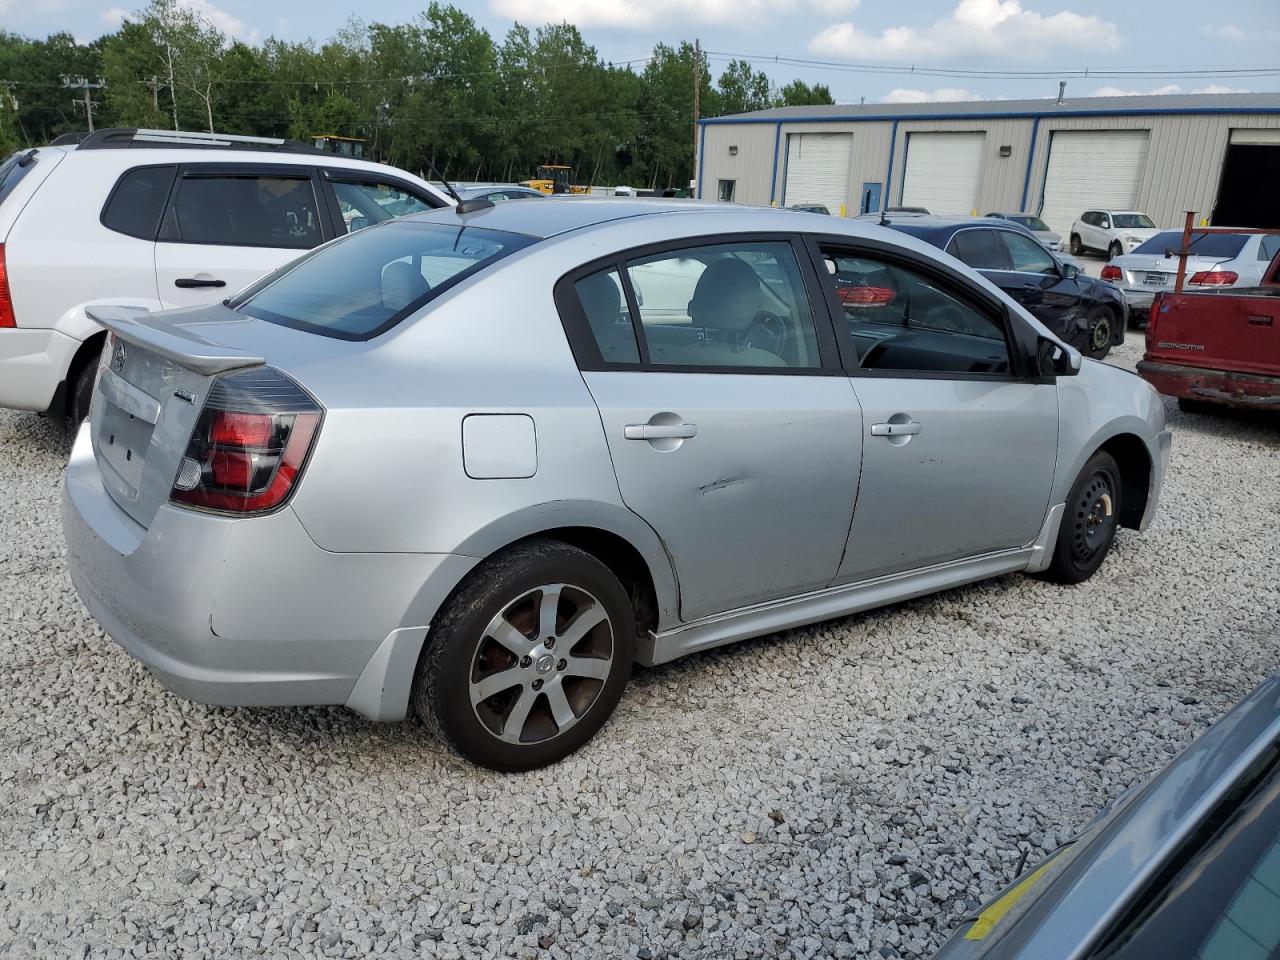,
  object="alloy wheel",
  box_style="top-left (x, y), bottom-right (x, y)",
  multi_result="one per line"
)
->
top-left (469, 583), bottom-right (614, 745)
